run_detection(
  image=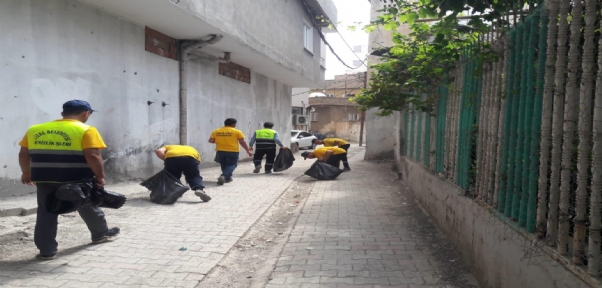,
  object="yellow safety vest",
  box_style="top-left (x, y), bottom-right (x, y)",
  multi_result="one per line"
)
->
top-left (255, 129), bottom-right (276, 150)
top-left (26, 121), bottom-right (93, 183)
